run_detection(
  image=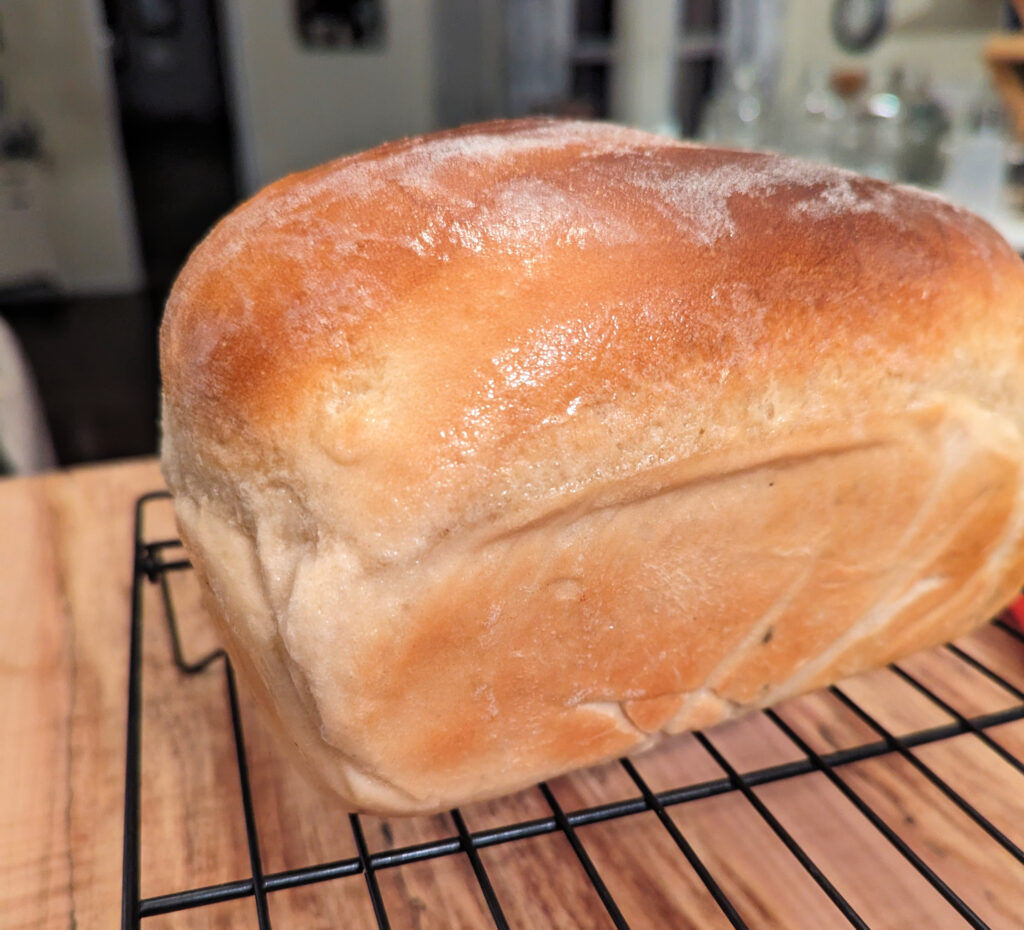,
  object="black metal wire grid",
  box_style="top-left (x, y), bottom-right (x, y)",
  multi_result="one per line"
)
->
top-left (122, 491), bottom-right (1024, 930)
